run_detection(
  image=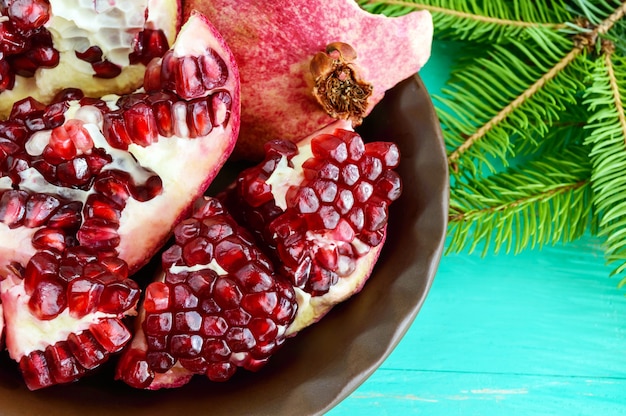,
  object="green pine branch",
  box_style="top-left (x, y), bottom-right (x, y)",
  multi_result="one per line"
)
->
top-left (359, 1), bottom-right (626, 287)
